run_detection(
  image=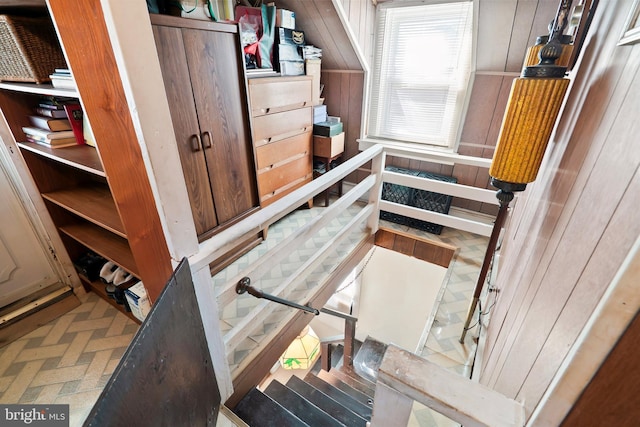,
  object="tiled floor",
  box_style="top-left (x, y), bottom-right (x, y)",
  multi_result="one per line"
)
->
top-left (0, 292), bottom-right (138, 426)
top-left (0, 201), bottom-right (488, 427)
